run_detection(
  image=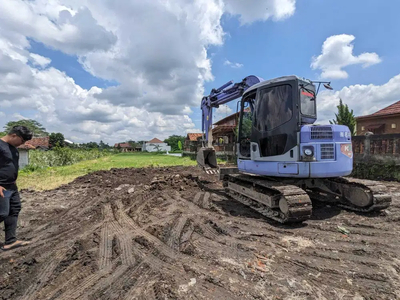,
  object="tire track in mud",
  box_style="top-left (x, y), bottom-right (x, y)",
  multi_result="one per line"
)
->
top-left (55, 202), bottom-right (137, 300)
top-left (79, 265), bottom-right (129, 299)
top-left (56, 269), bottom-right (112, 300)
top-left (166, 215), bottom-right (188, 251)
top-left (172, 192), bottom-right (241, 252)
top-left (114, 200), bottom-right (178, 260)
top-left (98, 204), bottom-right (114, 270)
top-left (19, 250), bottom-right (67, 300)
top-left (113, 199), bottom-right (249, 299)
top-left (98, 263), bottom-right (151, 300)
top-left (98, 223), bottom-right (113, 270)
top-left (109, 221), bottom-right (136, 266)
top-left (6, 168), bottom-right (400, 300)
